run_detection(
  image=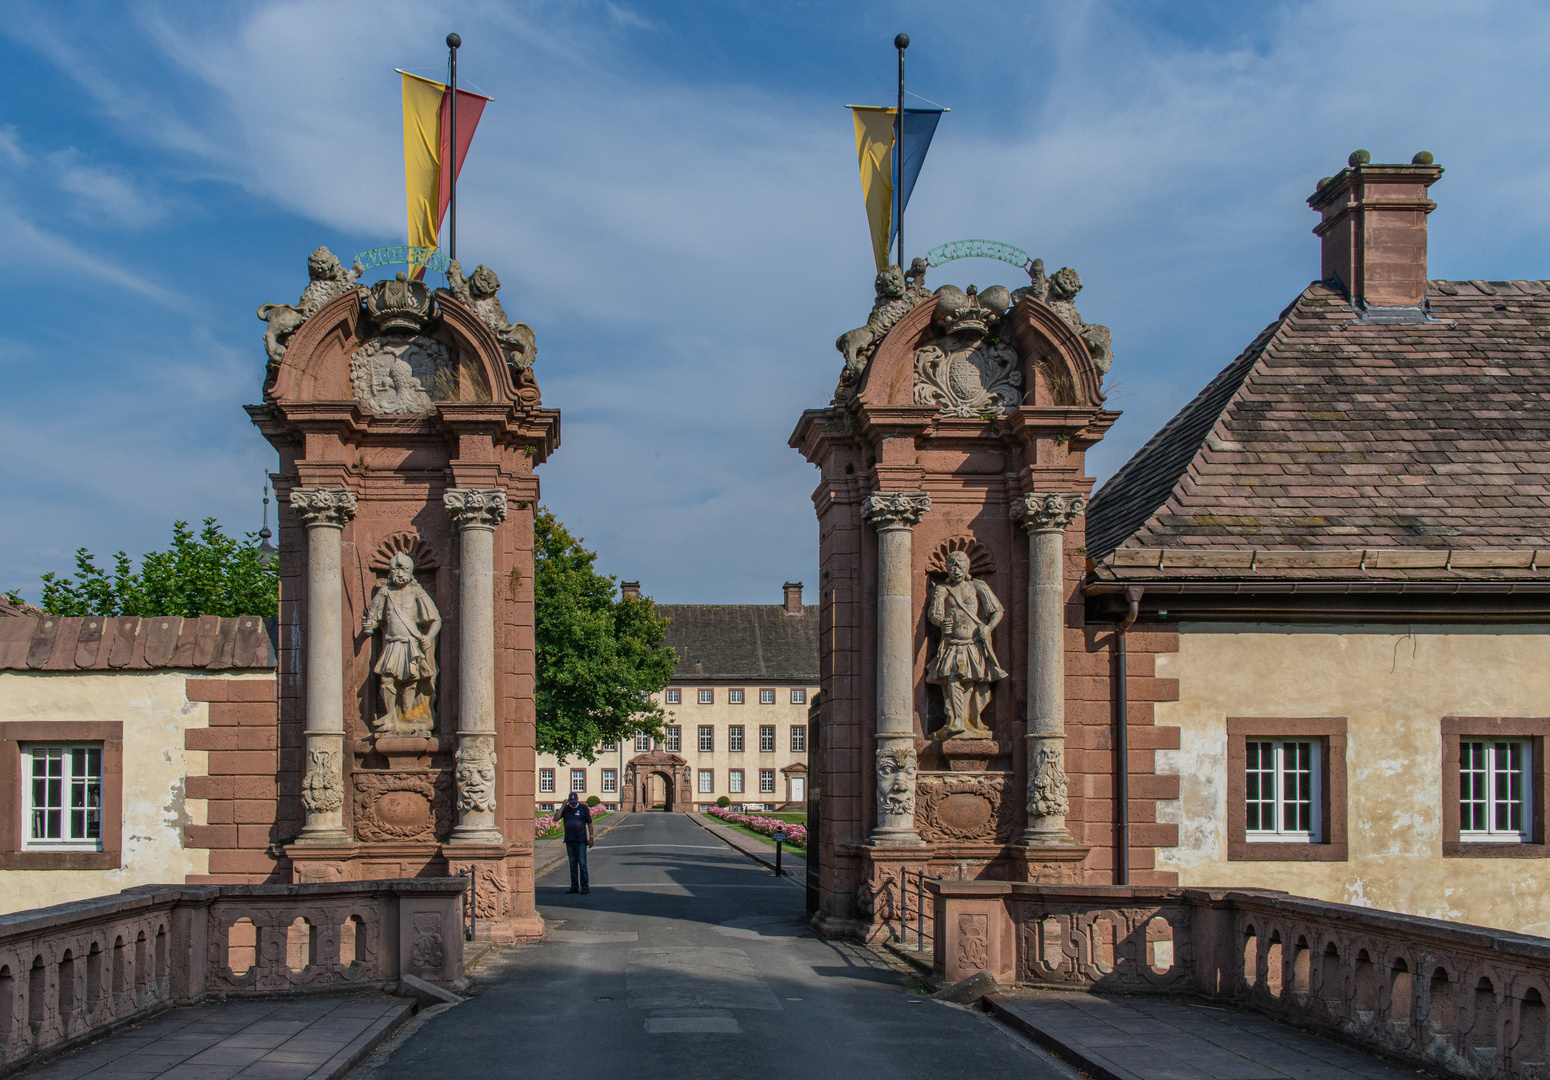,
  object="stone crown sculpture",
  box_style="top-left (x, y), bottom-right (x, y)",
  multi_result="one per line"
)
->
top-left (366, 273), bottom-right (437, 336)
